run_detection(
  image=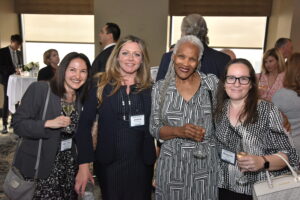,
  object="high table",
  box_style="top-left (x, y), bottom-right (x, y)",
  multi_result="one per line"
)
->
top-left (7, 74), bottom-right (37, 113)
